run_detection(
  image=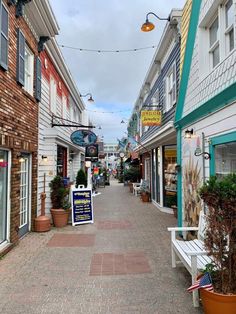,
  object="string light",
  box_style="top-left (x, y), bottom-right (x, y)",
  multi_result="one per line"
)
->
top-left (59, 44), bottom-right (157, 53)
top-left (85, 108), bottom-right (131, 114)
